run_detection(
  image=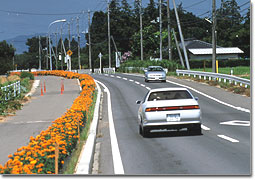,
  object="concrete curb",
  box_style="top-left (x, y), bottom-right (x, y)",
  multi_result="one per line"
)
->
top-left (74, 80), bottom-right (101, 174)
top-left (25, 80), bottom-right (40, 97)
